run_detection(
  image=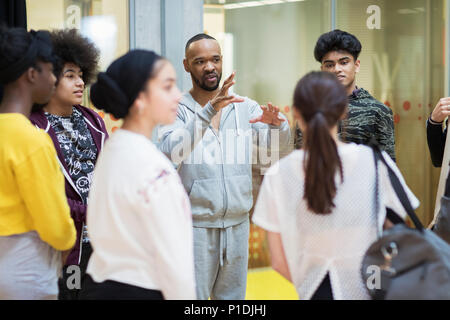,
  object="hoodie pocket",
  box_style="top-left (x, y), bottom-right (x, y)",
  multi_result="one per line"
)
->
top-left (188, 178), bottom-right (224, 218)
top-left (224, 175), bottom-right (252, 215)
